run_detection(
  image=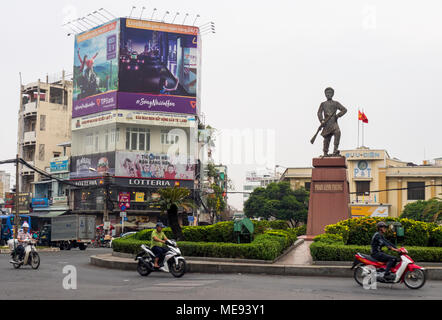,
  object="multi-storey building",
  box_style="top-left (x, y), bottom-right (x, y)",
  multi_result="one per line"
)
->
top-left (0, 171), bottom-right (11, 199)
top-left (69, 18), bottom-right (201, 230)
top-left (280, 147), bottom-right (442, 217)
top-left (243, 169), bottom-right (277, 203)
top-left (17, 73), bottom-right (73, 219)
